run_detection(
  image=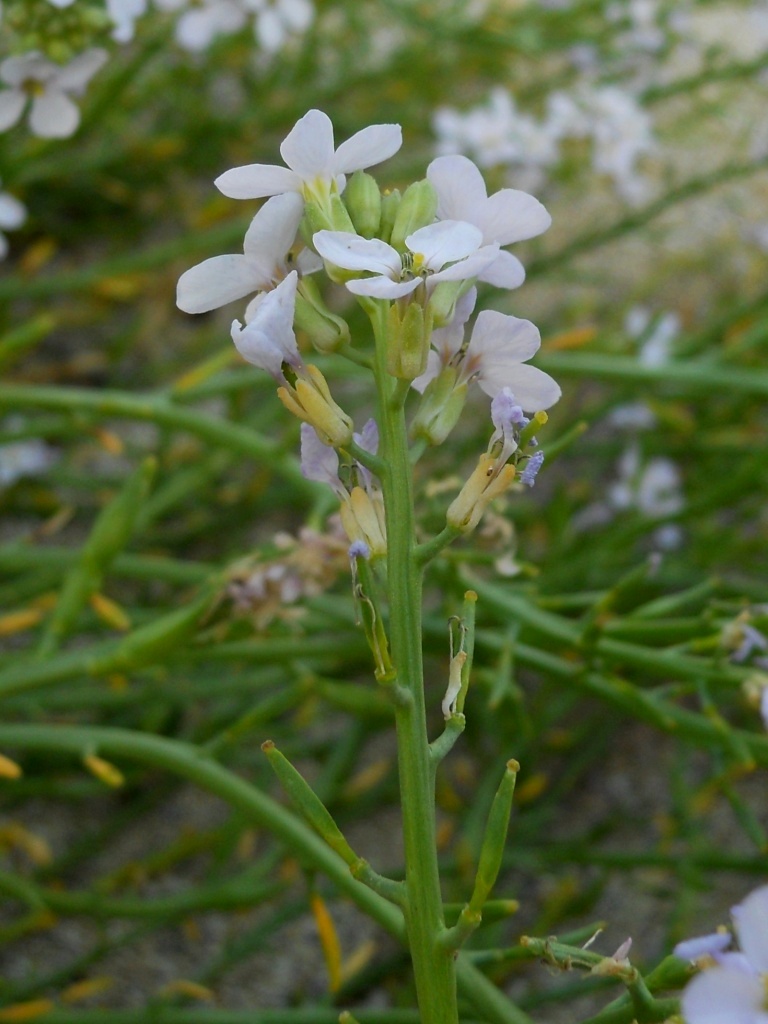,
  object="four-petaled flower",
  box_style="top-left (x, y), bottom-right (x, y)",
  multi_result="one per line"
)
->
top-left (215, 108), bottom-right (402, 206)
top-left (0, 50), bottom-right (108, 138)
top-left (313, 221), bottom-right (498, 300)
top-left (413, 287), bottom-right (561, 410)
top-left (427, 154), bottom-right (551, 289)
top-left (675, 884), bottom-right (768, 1024)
